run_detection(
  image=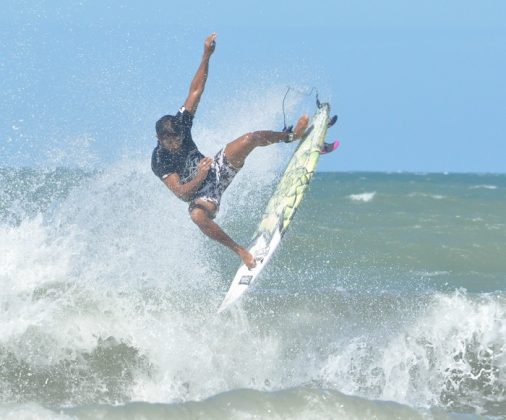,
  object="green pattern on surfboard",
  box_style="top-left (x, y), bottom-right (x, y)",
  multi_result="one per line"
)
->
top-left (254, 103), bottom-right (330, 240)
